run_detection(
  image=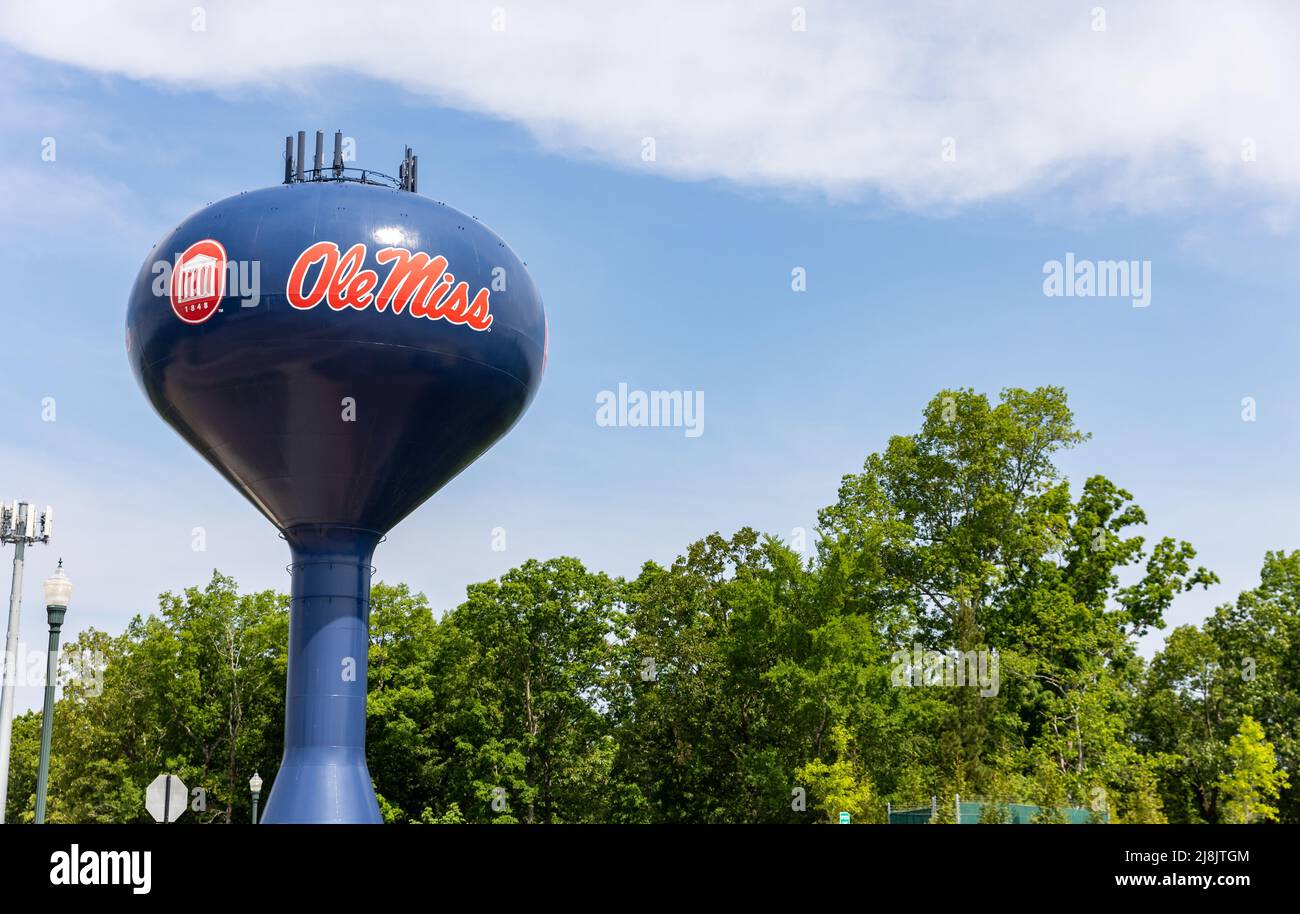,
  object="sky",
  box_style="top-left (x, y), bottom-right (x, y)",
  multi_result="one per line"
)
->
top-left (2, 1), bottom-right (1299, 715)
